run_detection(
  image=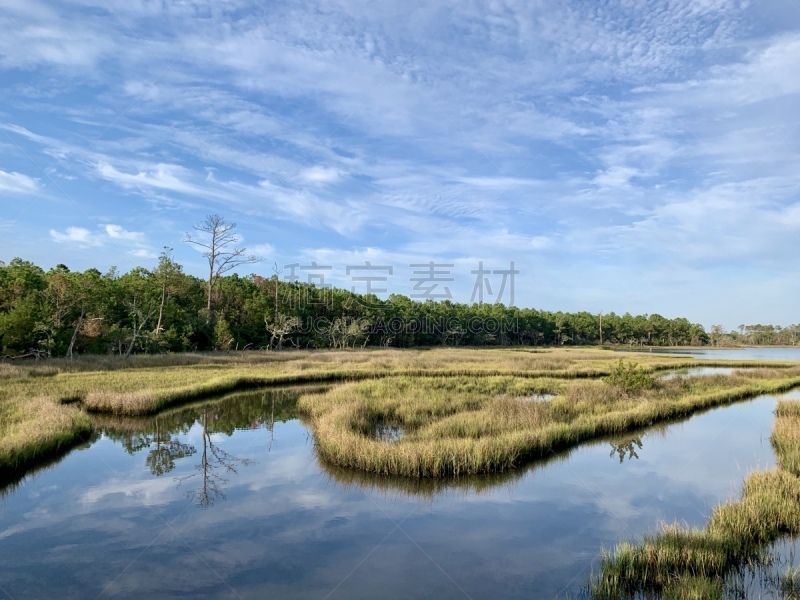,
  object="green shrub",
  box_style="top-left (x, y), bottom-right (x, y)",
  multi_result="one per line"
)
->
top-left (603, 359), bottom-right (655, 395)
top-left (212, 319), bottom-right (235, 351)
